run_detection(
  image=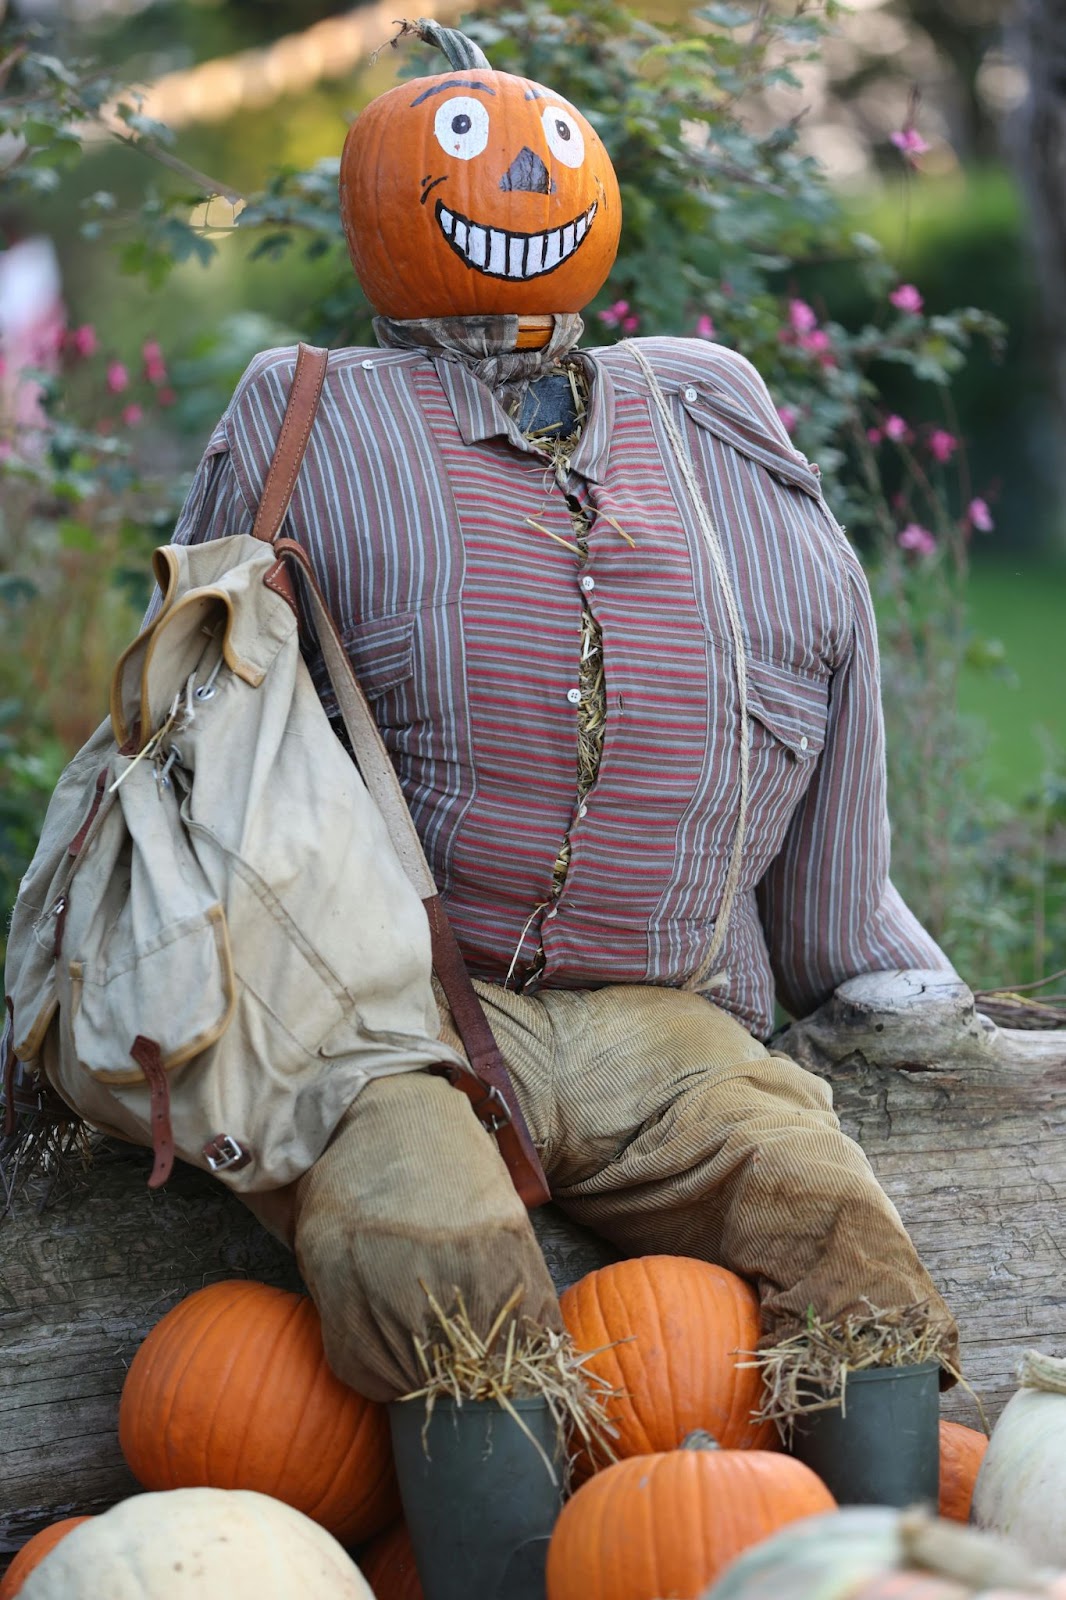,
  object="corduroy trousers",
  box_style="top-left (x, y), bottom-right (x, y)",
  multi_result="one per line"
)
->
top-left (283, 982), bottom-right (957, 1401)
